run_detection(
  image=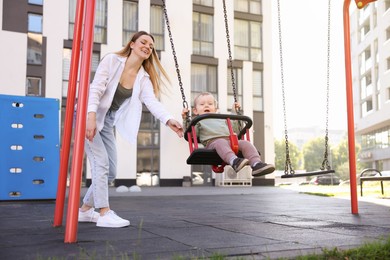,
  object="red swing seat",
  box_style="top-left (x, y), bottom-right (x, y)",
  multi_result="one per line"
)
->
top-left (184, 113), bottom-right (253, 172)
